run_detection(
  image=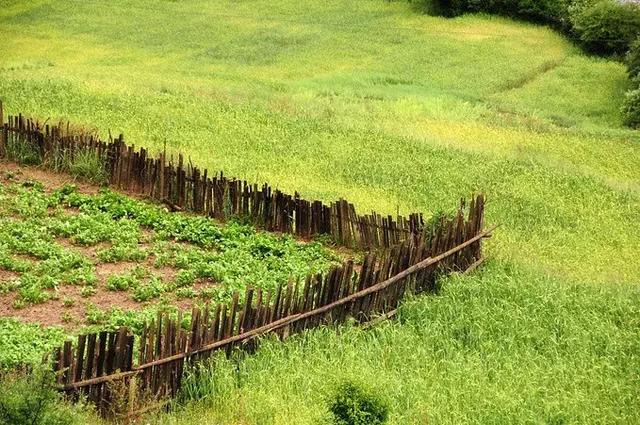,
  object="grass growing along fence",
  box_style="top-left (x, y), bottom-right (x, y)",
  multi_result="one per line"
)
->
top-left (49, 215), bottom-right (491, 418)
top-left (1, 108), bottom-right (443, 250)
